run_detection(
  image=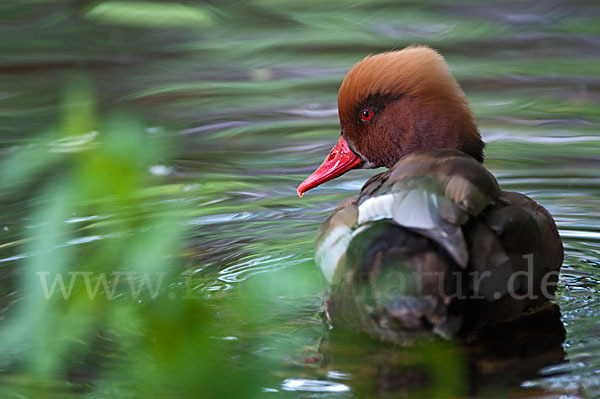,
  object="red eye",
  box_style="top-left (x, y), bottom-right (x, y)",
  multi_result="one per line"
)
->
top-left (360, 109), bottom-right (374, 121)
